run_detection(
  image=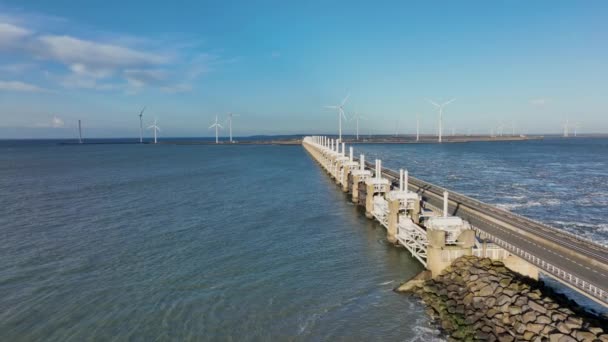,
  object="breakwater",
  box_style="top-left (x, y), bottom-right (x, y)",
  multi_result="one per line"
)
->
top-left (398, 256), bottom-right (608, 342)
top-left (302, 135), bottom-right (608, 340)
top-left (302, 136), bottom-right (608, 307)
